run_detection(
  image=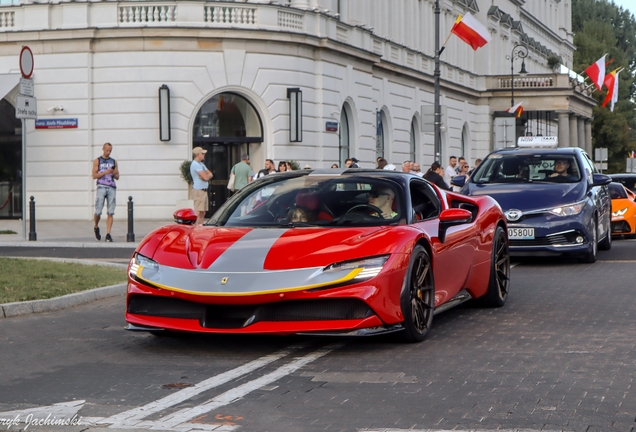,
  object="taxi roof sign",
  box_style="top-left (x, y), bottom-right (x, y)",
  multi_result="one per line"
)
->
top-left (517, 136), bottom-right (558, 148)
